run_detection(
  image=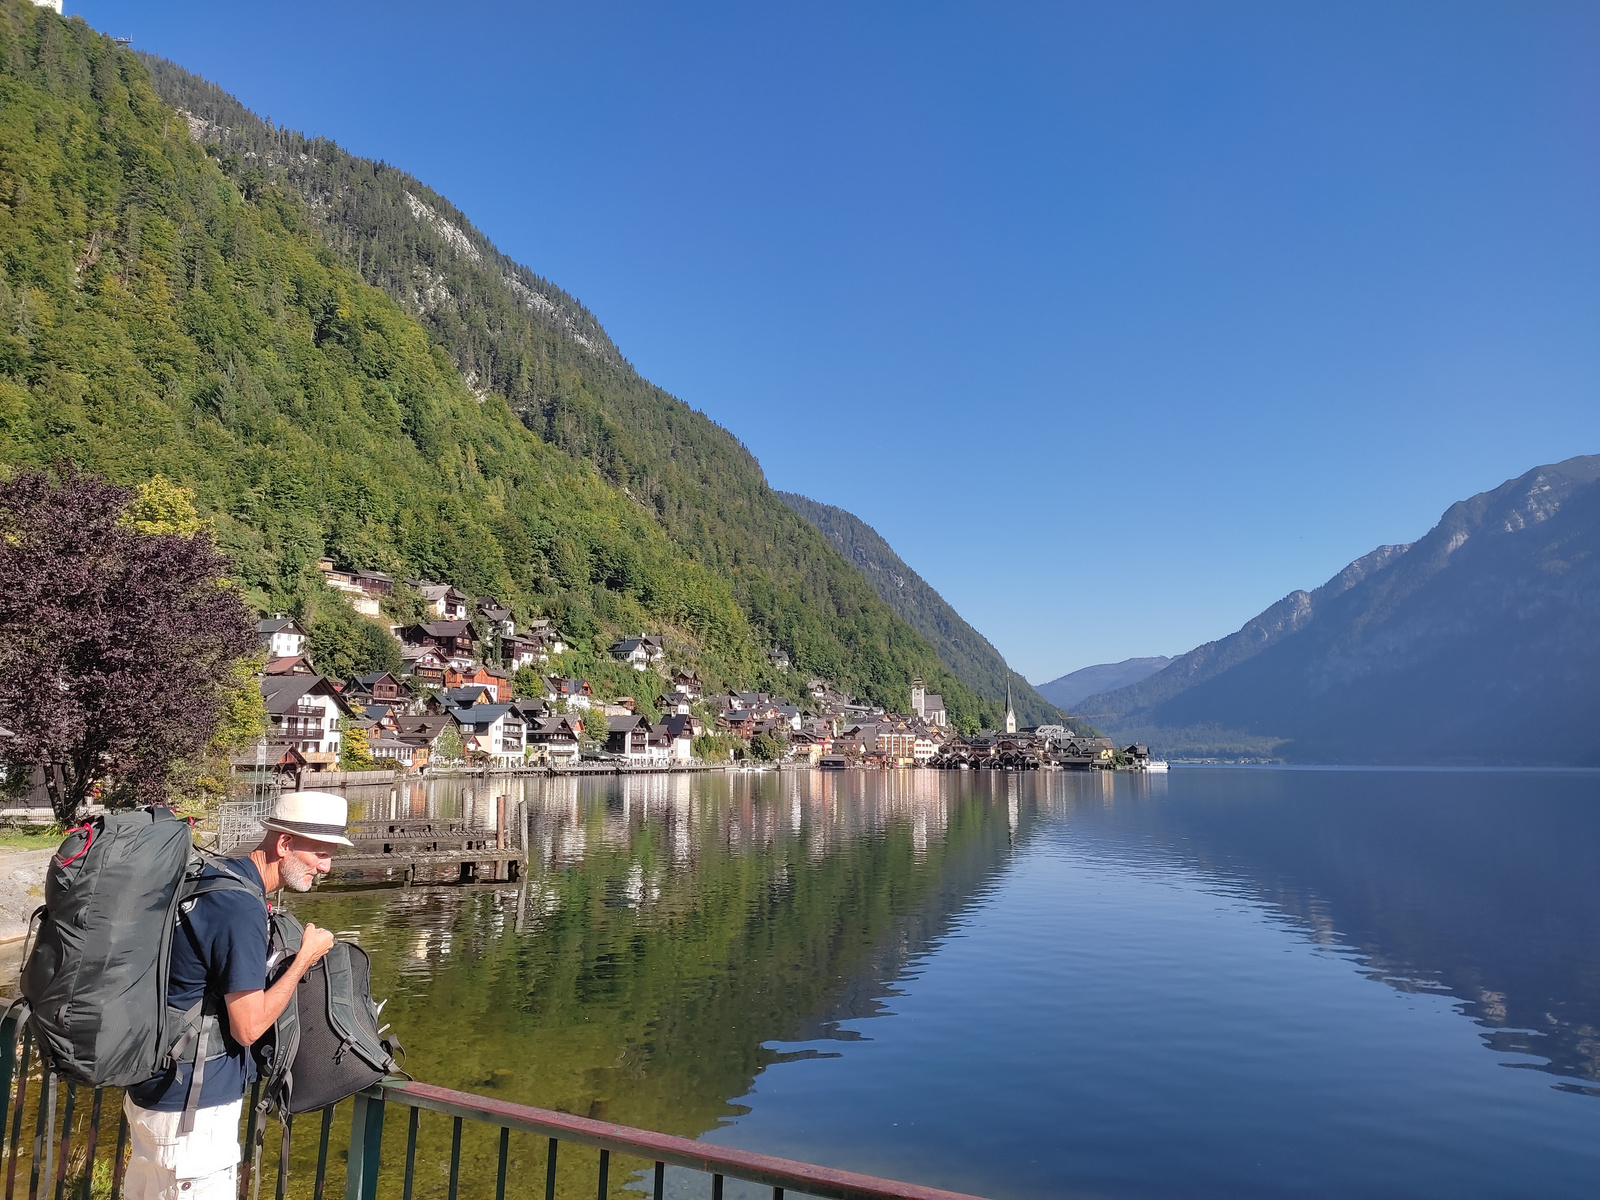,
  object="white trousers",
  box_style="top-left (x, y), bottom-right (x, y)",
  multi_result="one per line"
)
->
top-left (122, 1095), bottom-right (242, 1200)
